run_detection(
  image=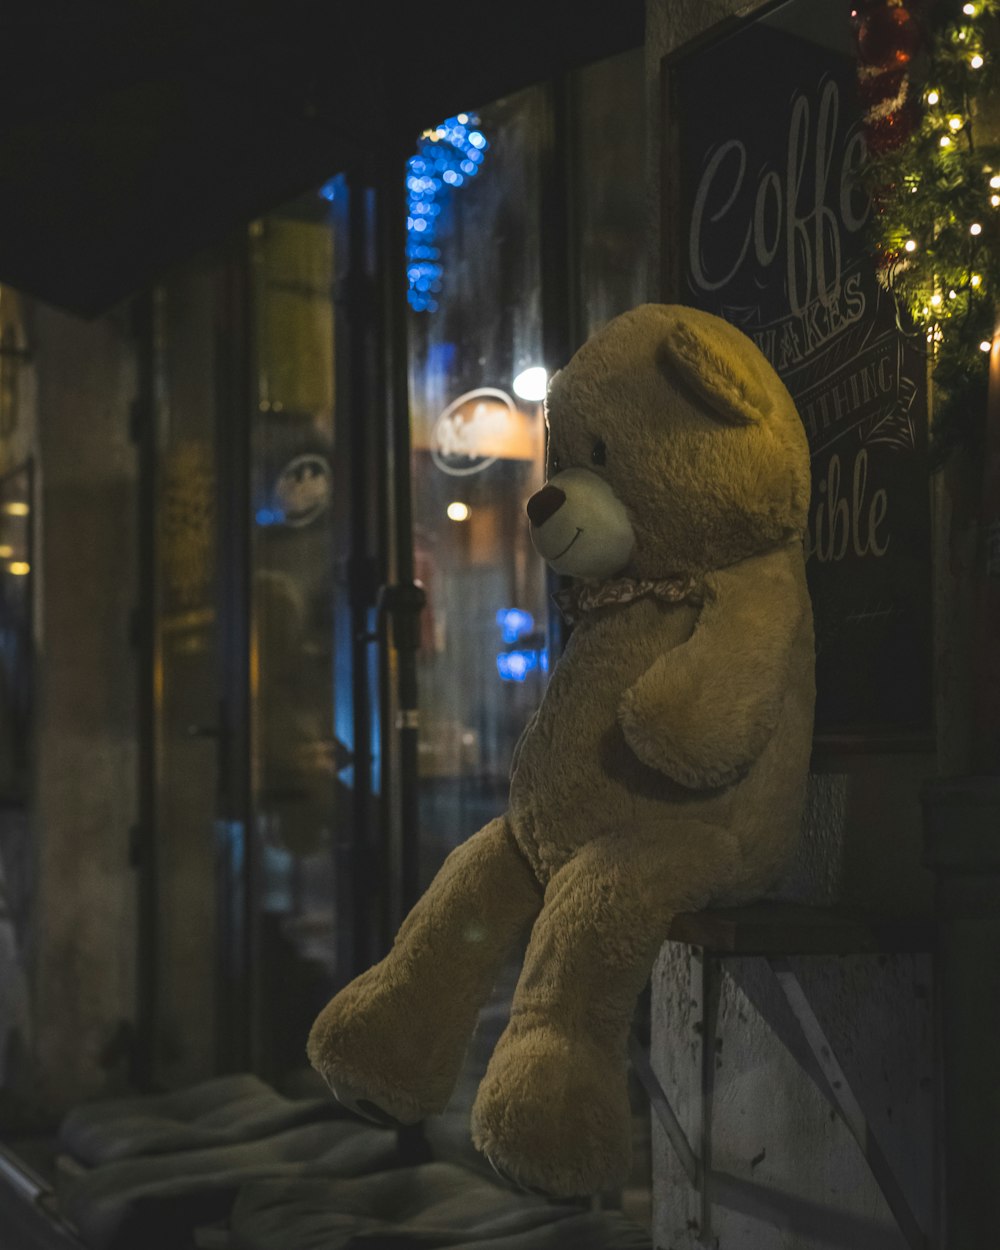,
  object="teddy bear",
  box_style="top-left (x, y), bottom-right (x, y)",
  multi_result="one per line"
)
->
top-left (307, 303), bottom-right (815, 1198)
